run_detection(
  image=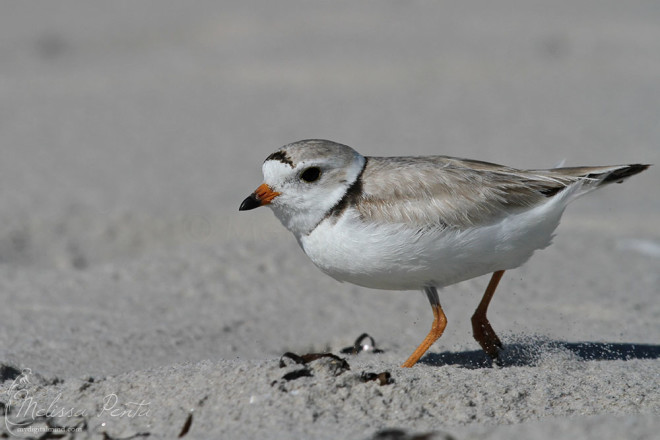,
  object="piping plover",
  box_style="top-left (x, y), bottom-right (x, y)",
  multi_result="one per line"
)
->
top-left (239, 139), bottom-right (649, 367)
